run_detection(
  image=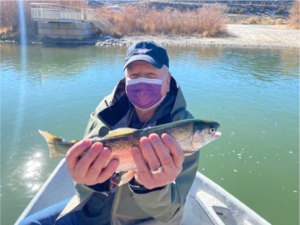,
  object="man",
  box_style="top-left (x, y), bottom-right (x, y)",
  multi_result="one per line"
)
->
top-left (20, 40), bottom-right (199, 225)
